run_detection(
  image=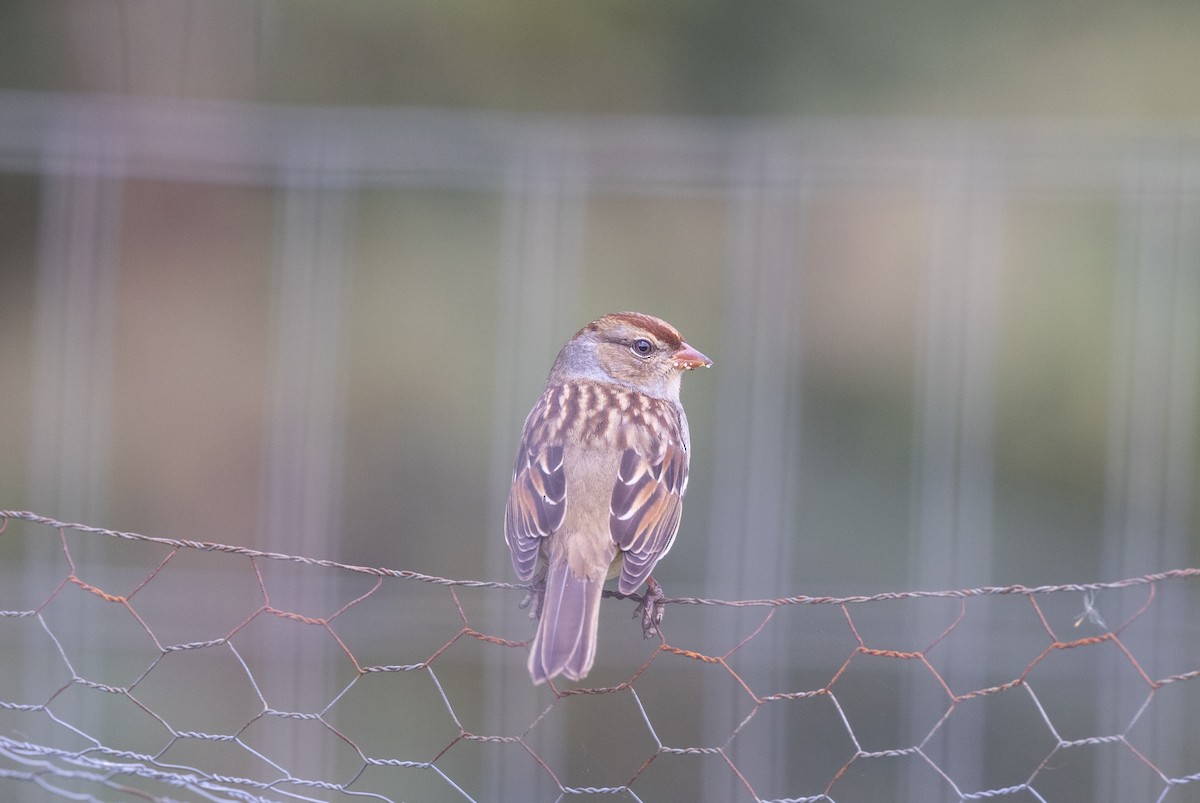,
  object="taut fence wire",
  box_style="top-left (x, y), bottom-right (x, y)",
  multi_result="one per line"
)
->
top-left (1, 511), bottom-right (1198, 802)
